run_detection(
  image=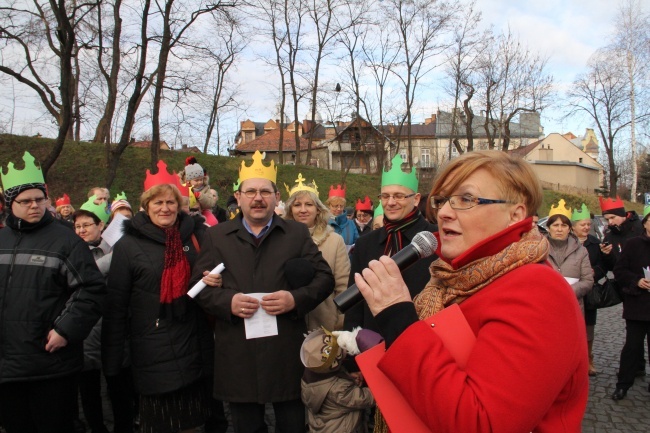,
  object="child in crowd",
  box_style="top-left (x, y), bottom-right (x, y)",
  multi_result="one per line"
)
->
top-left (300, 328), bottom-right (375, 433)
top-left (179, 157), bottom-right (217, 225)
